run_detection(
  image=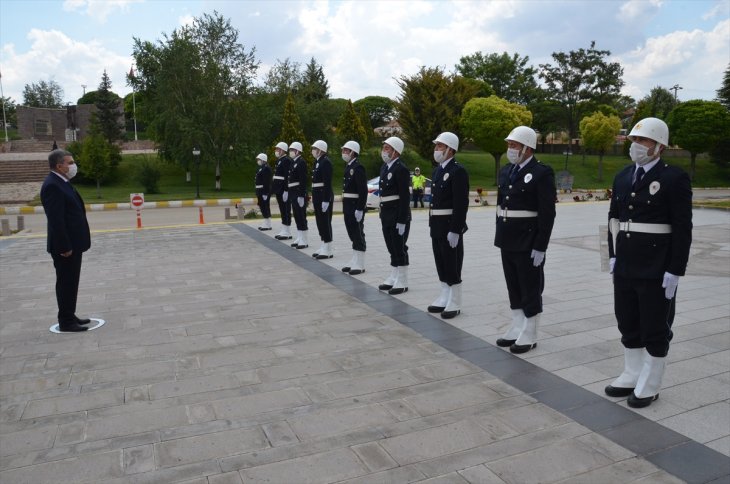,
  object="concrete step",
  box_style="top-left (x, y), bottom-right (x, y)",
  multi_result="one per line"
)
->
top-left (1, 159), bottom-right (49, 183)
